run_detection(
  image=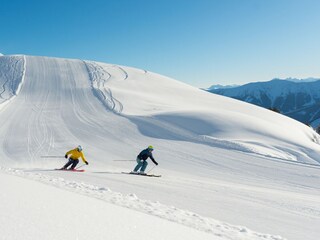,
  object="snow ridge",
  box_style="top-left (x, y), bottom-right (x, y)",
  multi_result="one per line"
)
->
top-left (3, 167), bottom-right (285, 240)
